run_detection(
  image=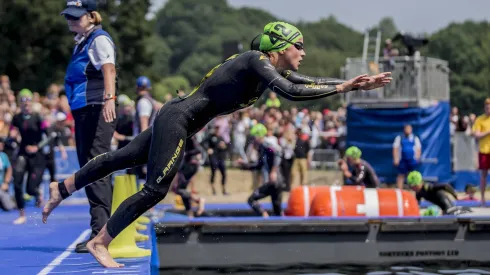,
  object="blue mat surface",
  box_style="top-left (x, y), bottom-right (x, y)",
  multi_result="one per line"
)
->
top-left (0, 205), bottom-right (155, 275)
